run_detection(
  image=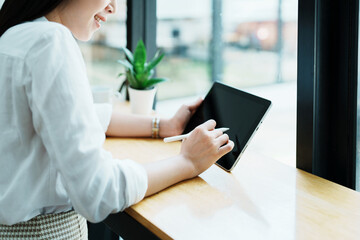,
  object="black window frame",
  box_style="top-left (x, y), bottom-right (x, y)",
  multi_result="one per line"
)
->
top-left (297, 0), bottom-right (359, 190)
top-left (126, 0), bottom-right (157, 56)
